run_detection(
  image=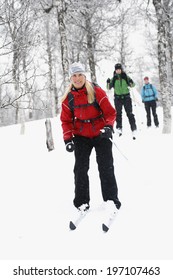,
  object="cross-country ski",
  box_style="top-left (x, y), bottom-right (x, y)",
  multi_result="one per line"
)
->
top-left (102, 213), bottom-right (117, 233)
top-left (69, 211), bottom-right (89, 230)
